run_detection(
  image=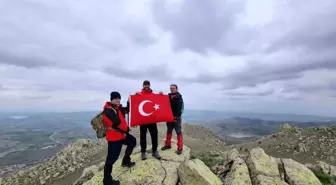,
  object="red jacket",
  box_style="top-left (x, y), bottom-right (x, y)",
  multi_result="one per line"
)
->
top-left (140, 88), bottom-right (153, 95)
top-left (103, 102), bottom-right (128, 141)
